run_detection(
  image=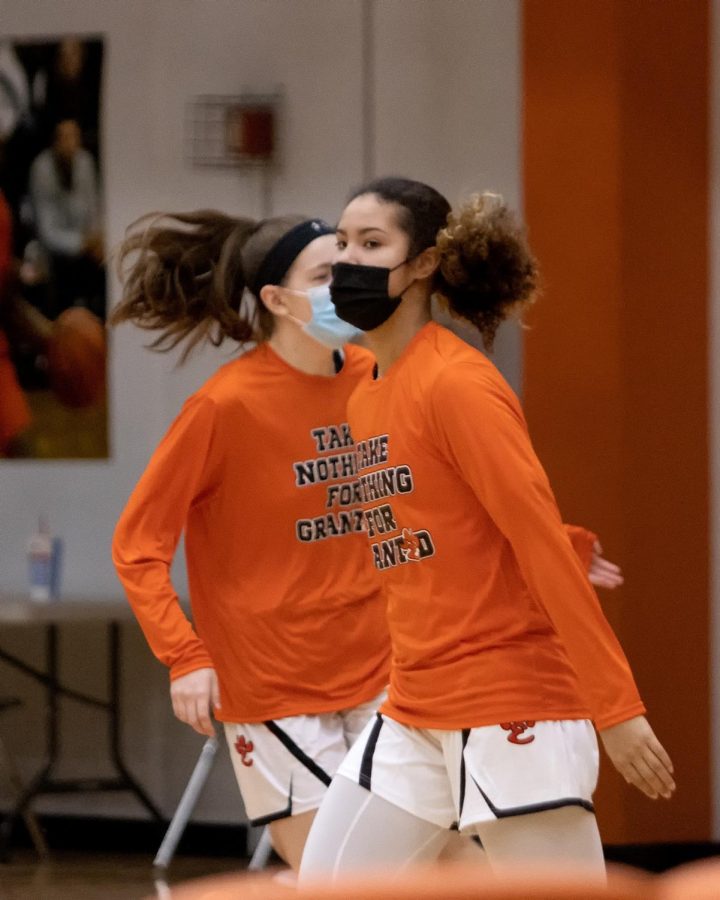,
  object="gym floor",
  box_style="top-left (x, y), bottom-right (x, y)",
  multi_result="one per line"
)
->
top-left (0, 850), bottom-right (255, 899)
